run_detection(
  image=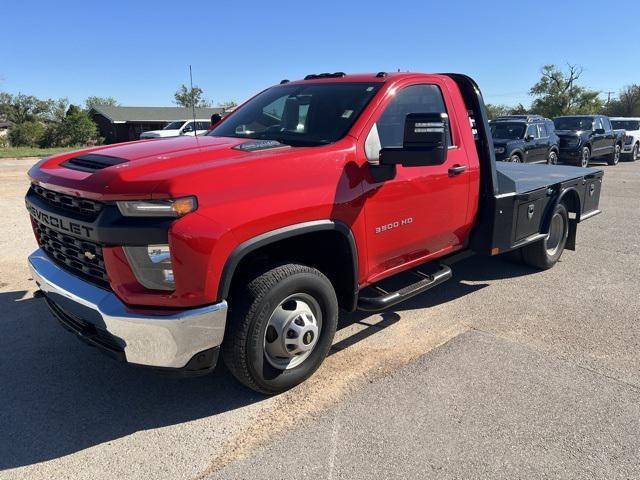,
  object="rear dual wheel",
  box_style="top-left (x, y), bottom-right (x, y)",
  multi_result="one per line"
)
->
top-left (222, 263), bottom-right (338, 395)
top-left (520, 203), bottom-right (569, 270)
